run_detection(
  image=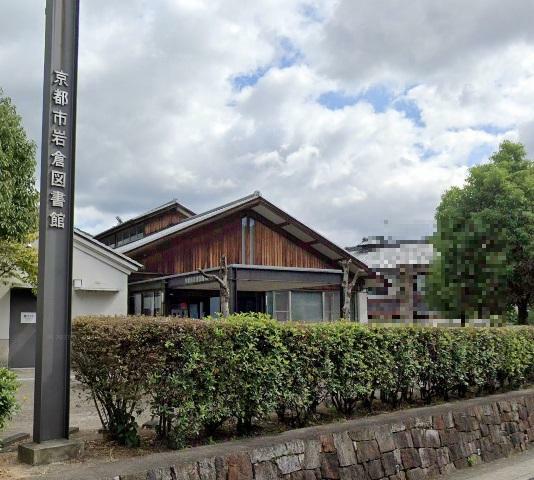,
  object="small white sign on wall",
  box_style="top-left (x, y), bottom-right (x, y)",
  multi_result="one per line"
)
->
top-left (21, 312), bottom-right (36, 324)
